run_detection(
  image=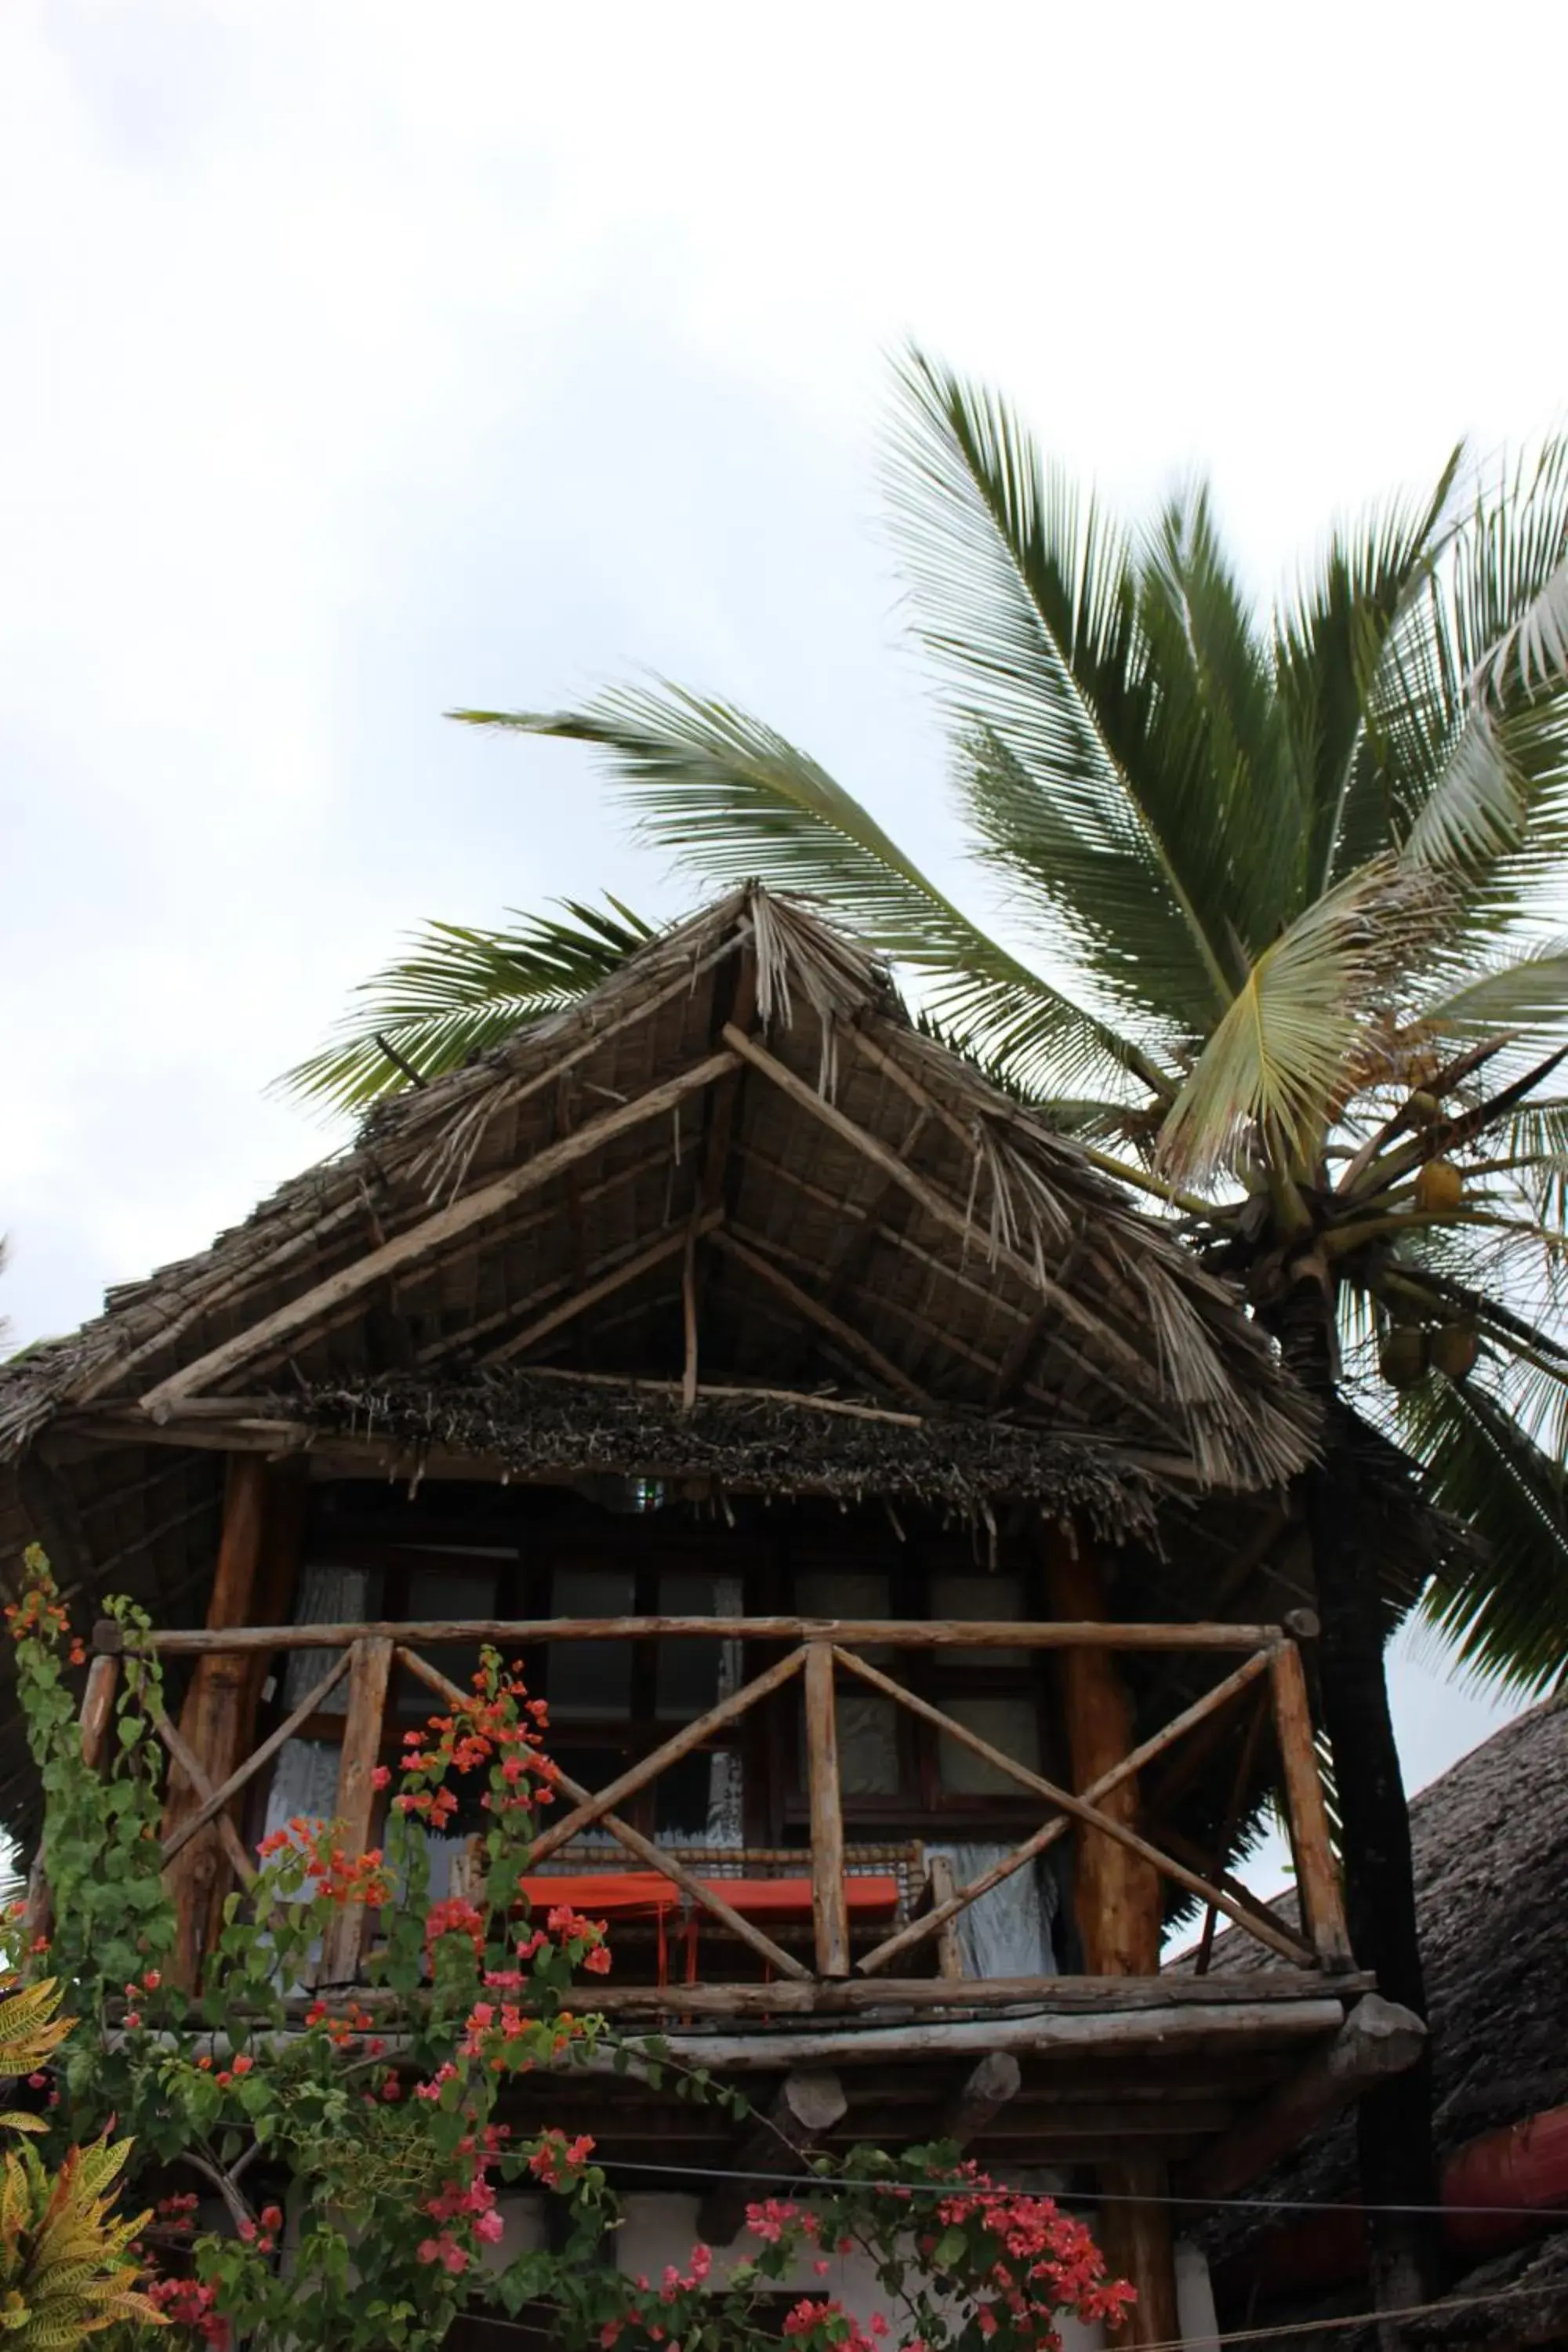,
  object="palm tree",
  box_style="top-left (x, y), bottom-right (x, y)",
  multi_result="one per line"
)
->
top-left (289, 356), bottom-right (1568, 2319)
